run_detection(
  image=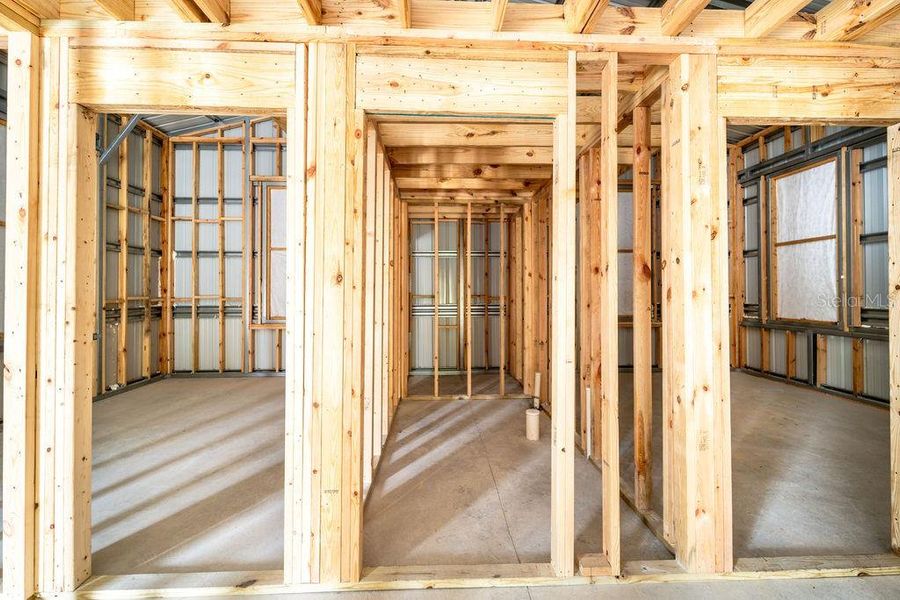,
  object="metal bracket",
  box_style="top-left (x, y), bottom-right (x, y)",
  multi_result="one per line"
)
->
top-left (99, 114), bottom-right (143, 166)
